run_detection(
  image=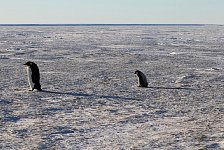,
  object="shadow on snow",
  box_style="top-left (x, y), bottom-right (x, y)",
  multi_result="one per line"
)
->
top-left (41, 90), bottom-right (141, 101)
top-left (147, 86), bottom-right (198, 90)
